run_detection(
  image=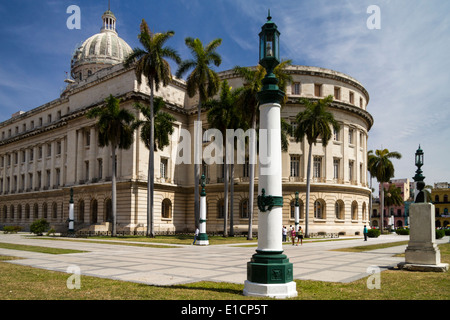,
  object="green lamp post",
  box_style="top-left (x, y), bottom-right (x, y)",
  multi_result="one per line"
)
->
top-left (243, 11), bottom-right (297, 299)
